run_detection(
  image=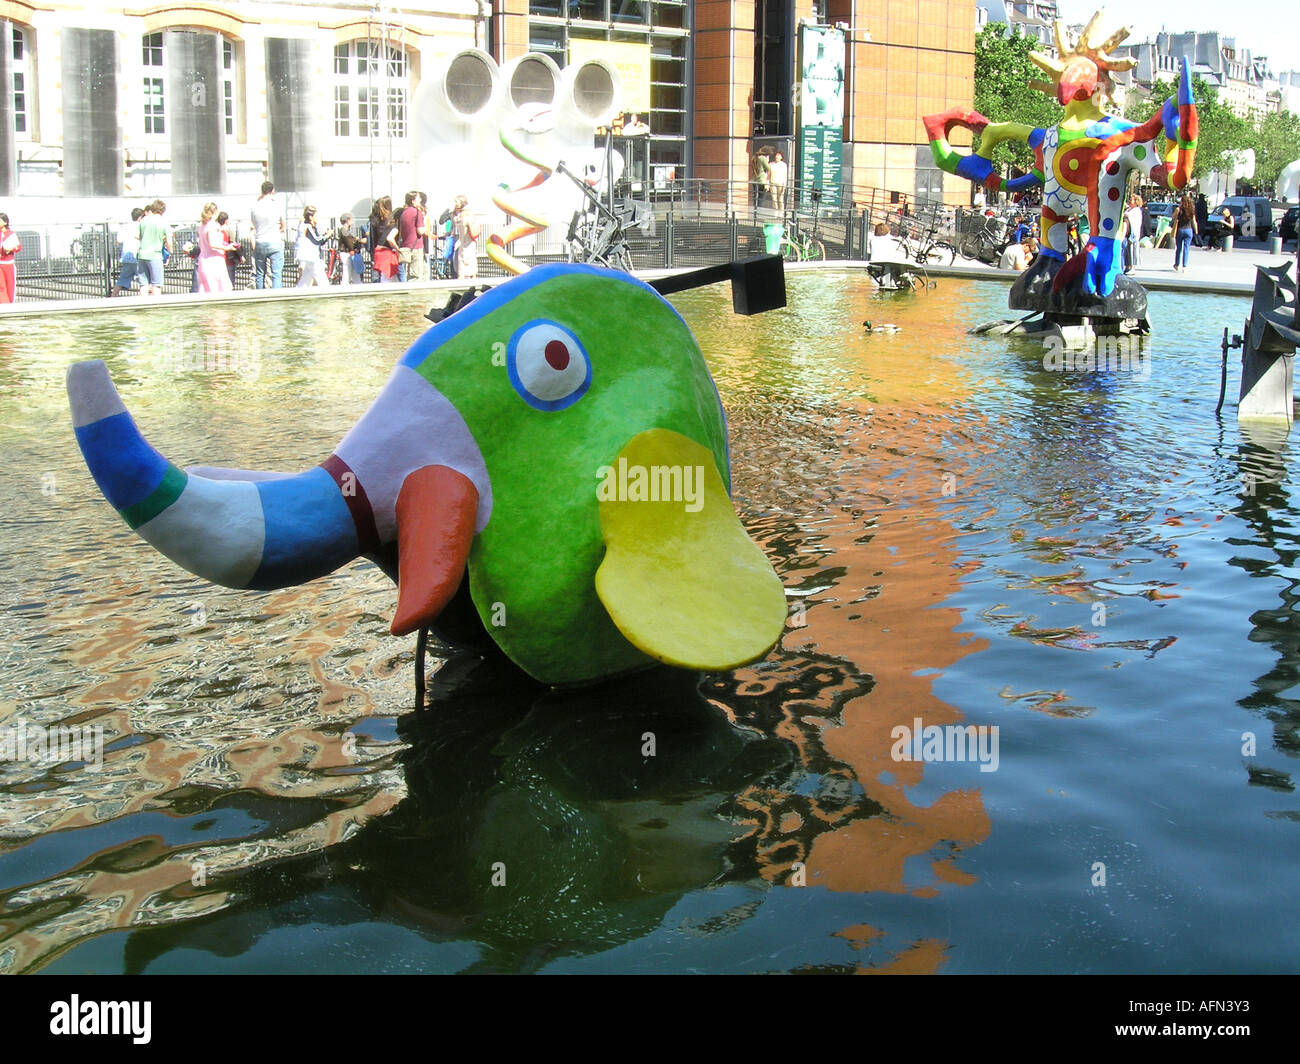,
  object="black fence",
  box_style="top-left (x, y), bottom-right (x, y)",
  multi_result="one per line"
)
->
top-left (10, 202), bottom-right (967, 304)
